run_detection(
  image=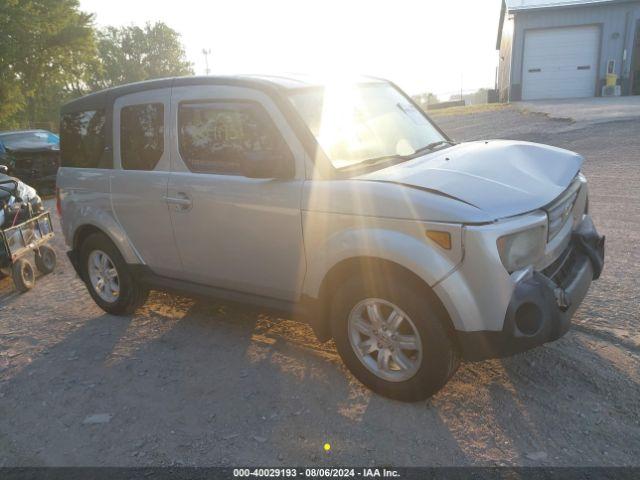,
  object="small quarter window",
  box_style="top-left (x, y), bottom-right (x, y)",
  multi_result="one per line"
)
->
top-left (178, 101), bottom-right (287, 175)
top-left (120, 103), bottom-right (164, 171)
top-left (60, 110), bottom-right (107, 168)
